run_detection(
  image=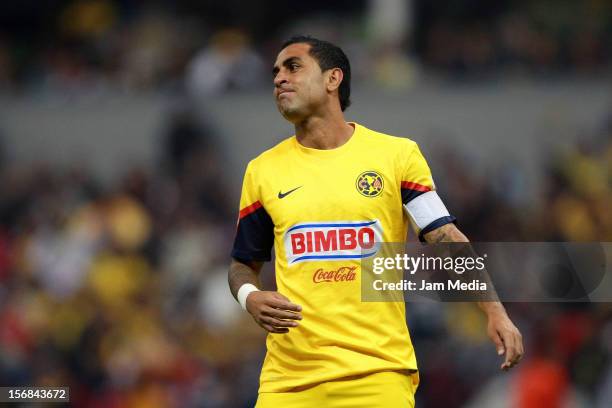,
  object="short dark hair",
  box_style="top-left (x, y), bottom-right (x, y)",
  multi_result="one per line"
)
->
top-left (281, 35), bottom-right (351, 111)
